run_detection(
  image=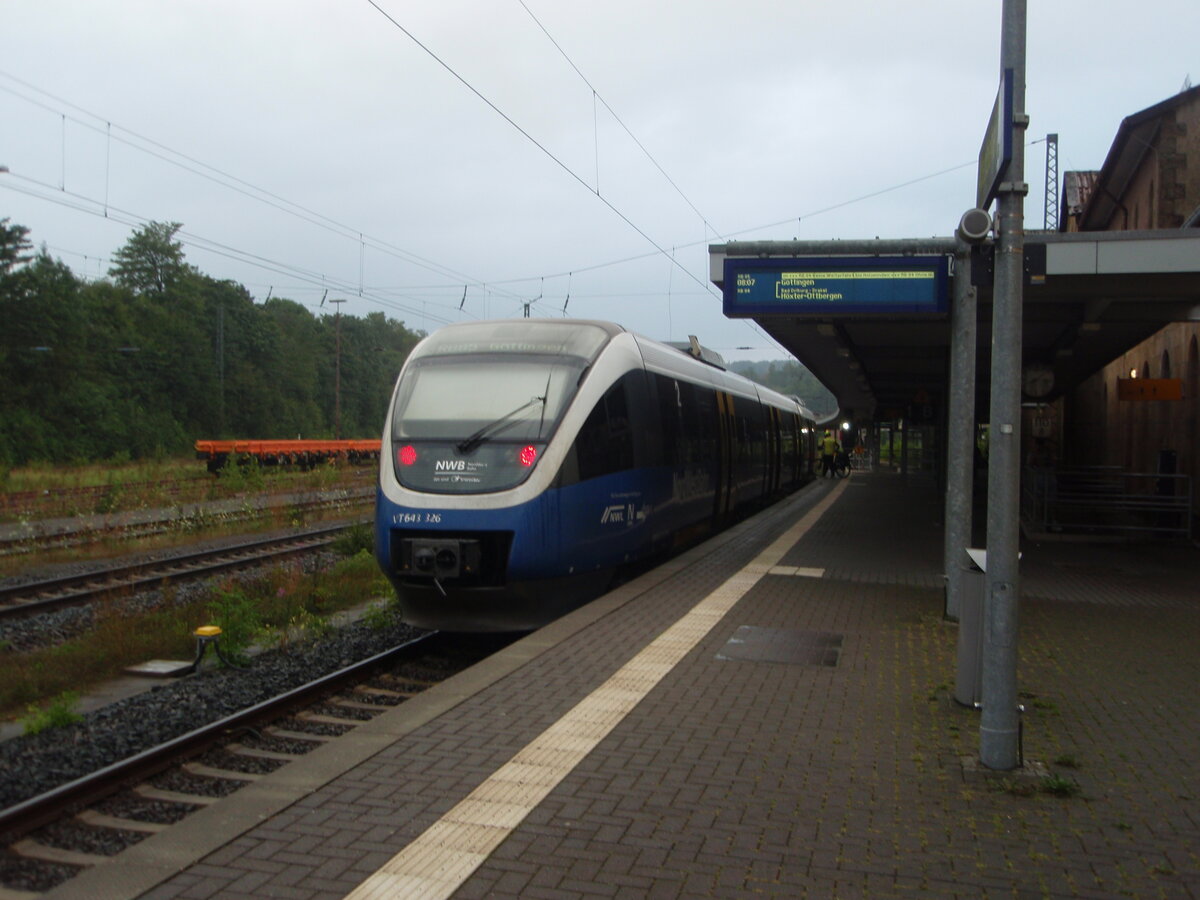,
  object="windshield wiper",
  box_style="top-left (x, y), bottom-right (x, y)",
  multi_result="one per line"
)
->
top-left (456, 395), bottom-right (546, 454)
top-left (536, 371), bottom-right (552, 439)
